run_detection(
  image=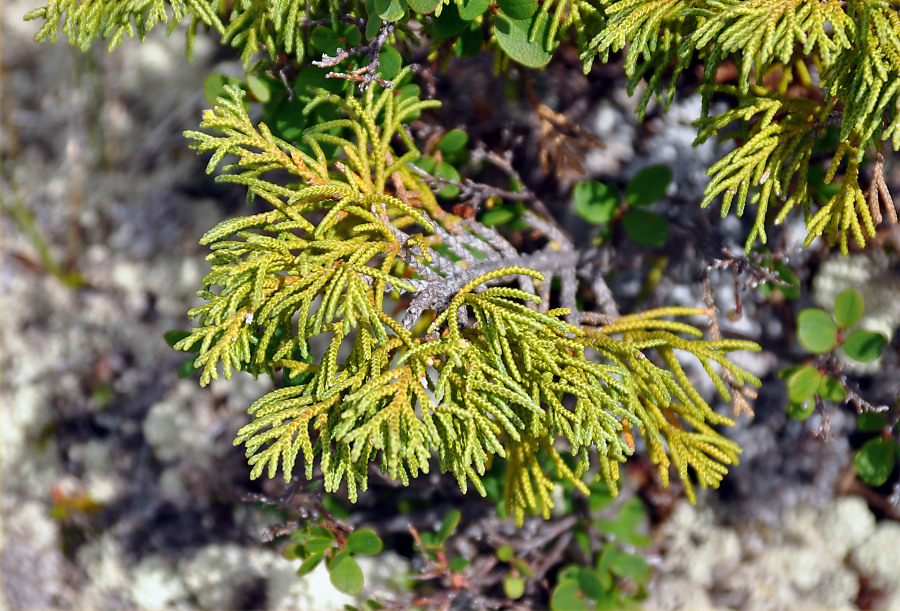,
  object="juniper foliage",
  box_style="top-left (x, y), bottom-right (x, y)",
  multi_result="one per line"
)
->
top-left (29, 0), bottom-right (899, 254)
top-left (175, 80), bottom-right (759, 521)
top-left (45, 0), bottom-right (900, 519)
